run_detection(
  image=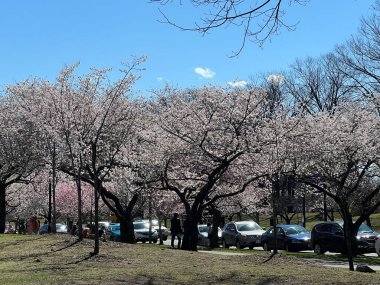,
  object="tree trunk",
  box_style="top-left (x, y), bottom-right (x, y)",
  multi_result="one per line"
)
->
top-left (158, 218), bottom-right (164, 245)
top-left (76, 177), bottom-right (83, 240)
top-left (210, 207), bottom-right (222, 248)
top-left (119, 215), bottom-right (135, 243)
top-left (0, 183), bottom-right (6, 233)
top-left (342, 213), bottom-right (356, 271)
top-left (93, 183), bottom-right (99, 255)
top-left (99, 189), bottom-right (139, 244)
top-left (366, 217), bottom-right (372, 229)
top-left (181, 213), bottom-right (199, 251)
